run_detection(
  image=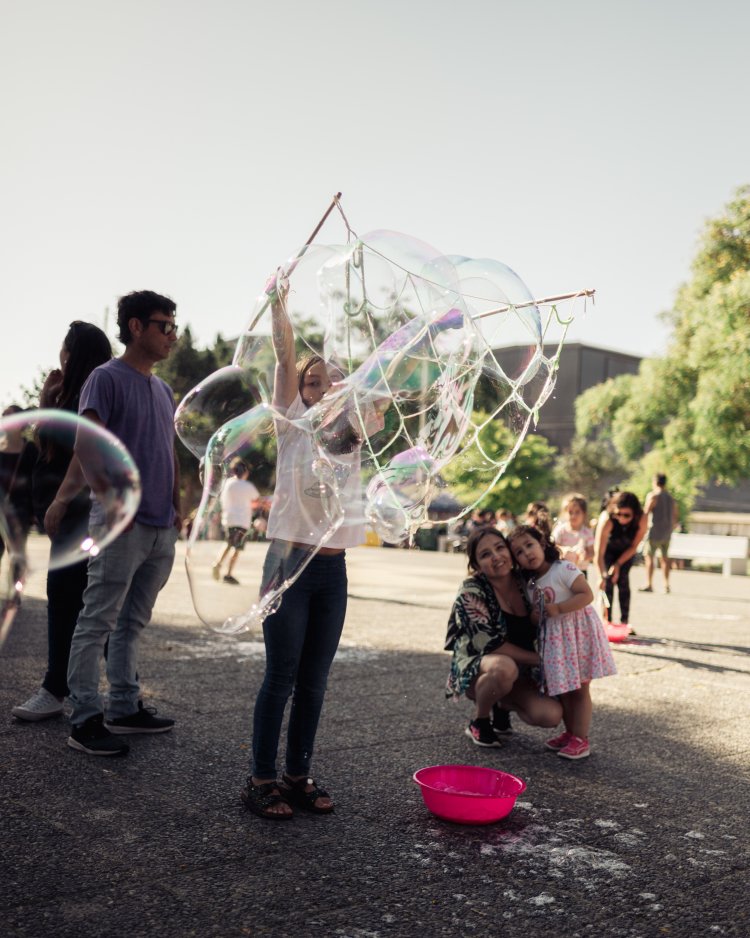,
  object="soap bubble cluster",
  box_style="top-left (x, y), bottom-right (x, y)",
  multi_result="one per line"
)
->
top-left (178, 229), bottom-right (580, 633)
